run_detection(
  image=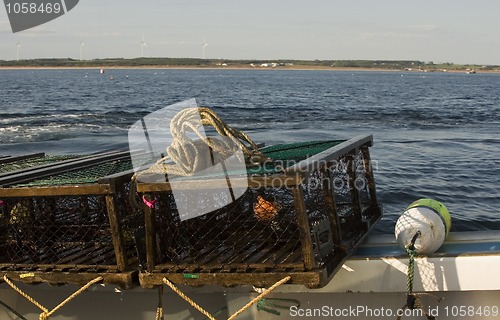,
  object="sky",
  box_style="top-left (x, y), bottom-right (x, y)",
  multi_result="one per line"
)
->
top-left (1, 0), bottom-right (500, 65)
